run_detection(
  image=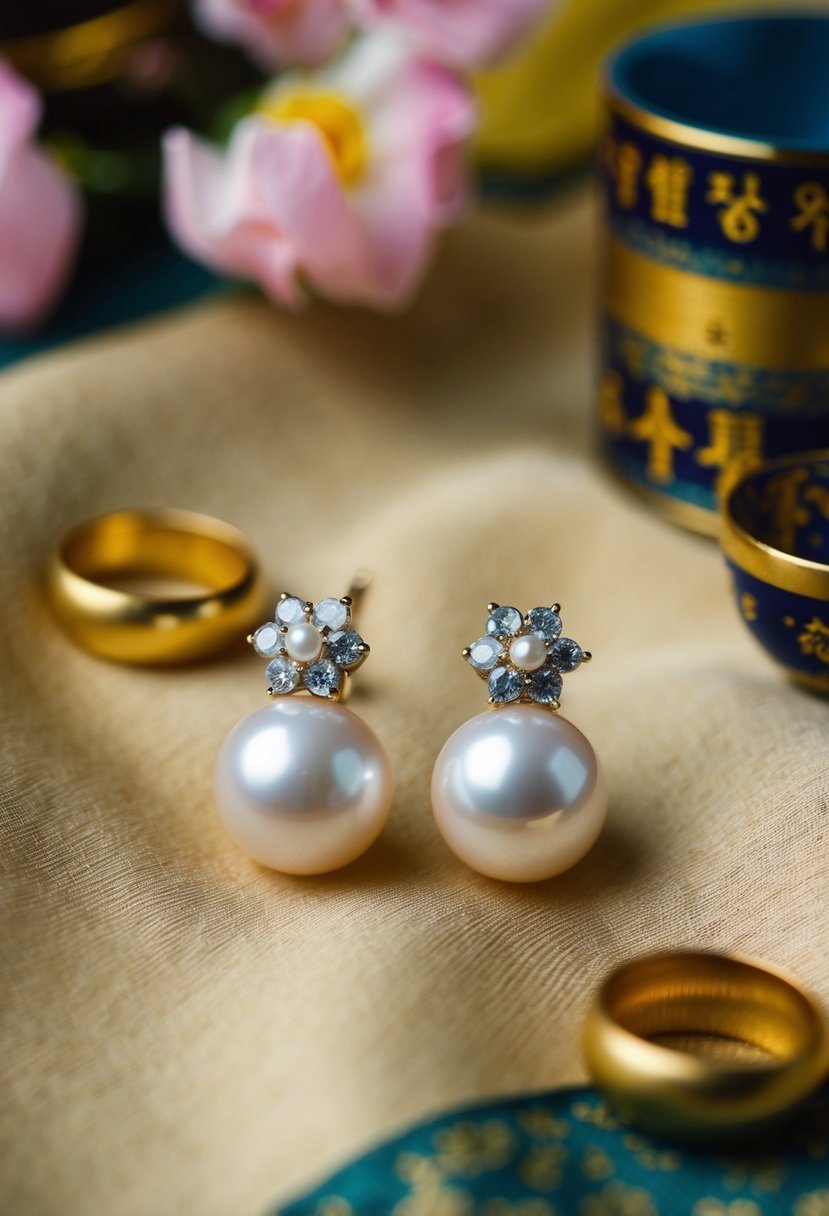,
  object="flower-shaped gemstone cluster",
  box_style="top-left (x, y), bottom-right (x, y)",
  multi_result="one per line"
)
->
top-left (249, 592), bottom-right (369, 700)
top-left (464, 602), bottom-right (591, 710)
